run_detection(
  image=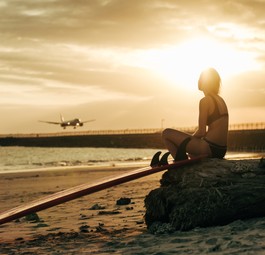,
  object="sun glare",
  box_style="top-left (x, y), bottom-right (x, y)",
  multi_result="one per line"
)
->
top-left (134, 37), bottom-right (260, 90)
